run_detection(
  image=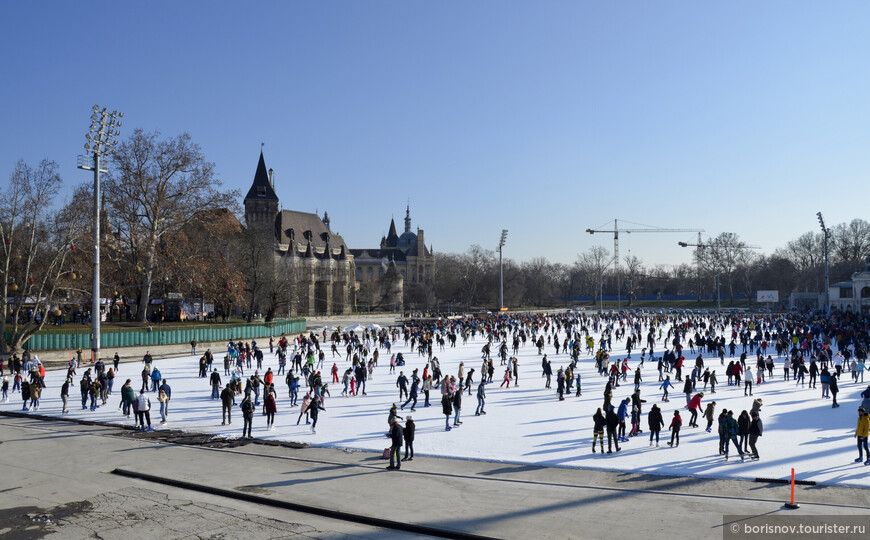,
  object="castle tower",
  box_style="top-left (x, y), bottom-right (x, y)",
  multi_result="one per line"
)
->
top-left (244, 150), bottom-right (279, 230)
